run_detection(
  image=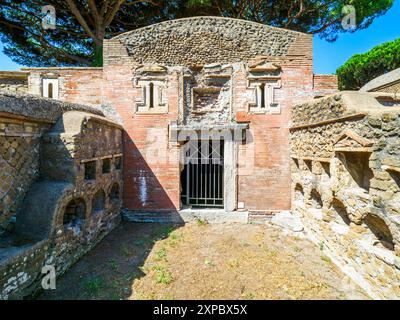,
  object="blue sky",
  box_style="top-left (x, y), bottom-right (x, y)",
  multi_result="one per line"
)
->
top-left (0, 1), bottom-right (399, 74)
top-left (314, 0), bottom-right (400, 74)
